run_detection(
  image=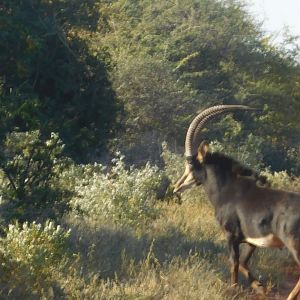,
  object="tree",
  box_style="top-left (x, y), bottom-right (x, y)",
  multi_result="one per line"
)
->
top-left (111, 52), bottom-right (198, 162)
top-left (0, 131), bottom-right (71, 223)
top-left (97, 0), bottom-right (300, 171)
top-left (0, 0), bottom-right (121, 162)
